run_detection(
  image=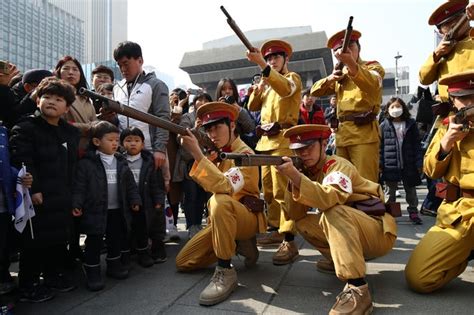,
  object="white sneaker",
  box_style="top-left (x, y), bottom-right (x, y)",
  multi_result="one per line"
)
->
top-left (165, 225), bottom-right (180, 242)
top-left (395, 190), bottom-right (401, 197)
